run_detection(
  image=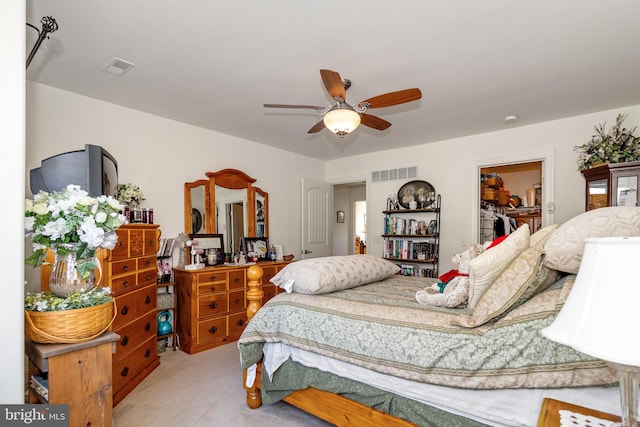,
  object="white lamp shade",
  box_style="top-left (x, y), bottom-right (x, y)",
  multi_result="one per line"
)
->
top-left (323, 108), bottom-right (361, 136)
top-left (542, 236), bottom-right (640, 367)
